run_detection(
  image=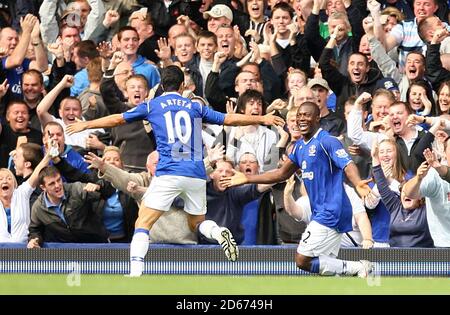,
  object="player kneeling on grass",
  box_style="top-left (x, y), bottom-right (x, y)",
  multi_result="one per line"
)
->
top-left (66, 65), bottom-right (284, 276)
top-left (221, 102), bottom-right (375, 277)
top-left (284, 177), bottom-right (375, 249)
